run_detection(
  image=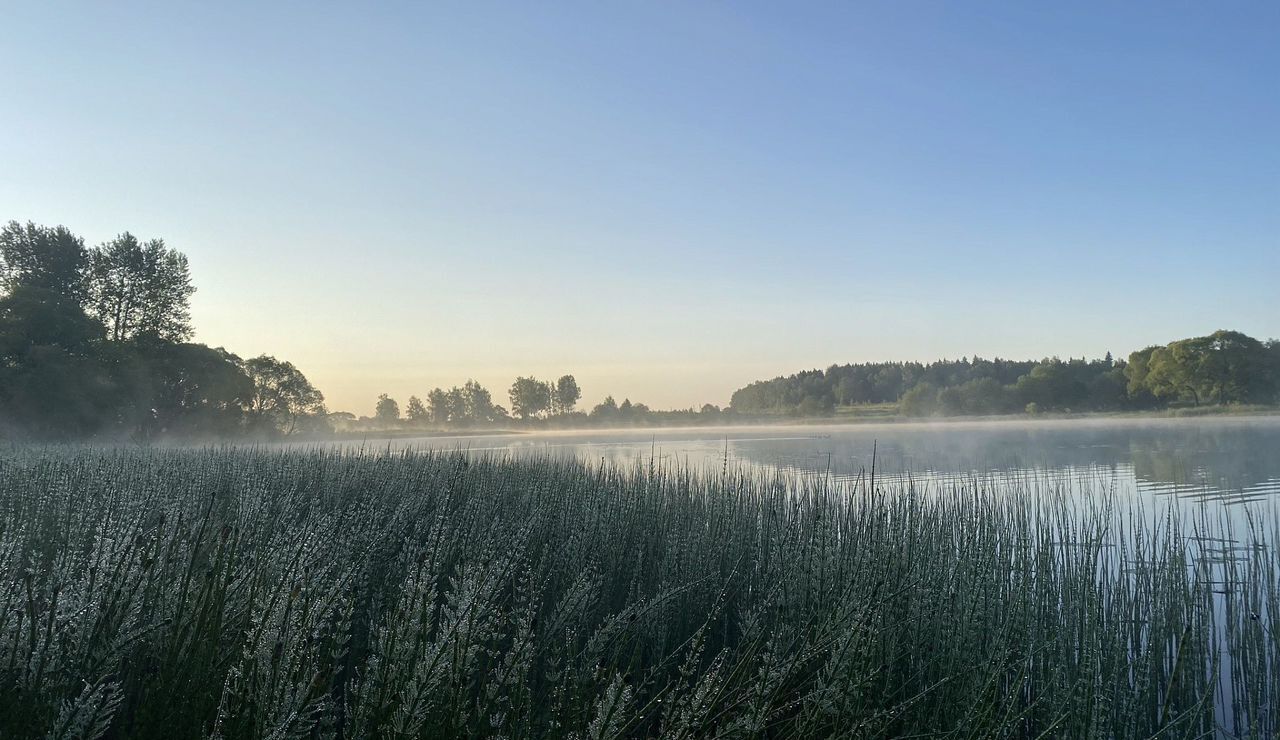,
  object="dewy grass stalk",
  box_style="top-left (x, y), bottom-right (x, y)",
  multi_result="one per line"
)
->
top-left (0, 446), bottom-right (1275, 738)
